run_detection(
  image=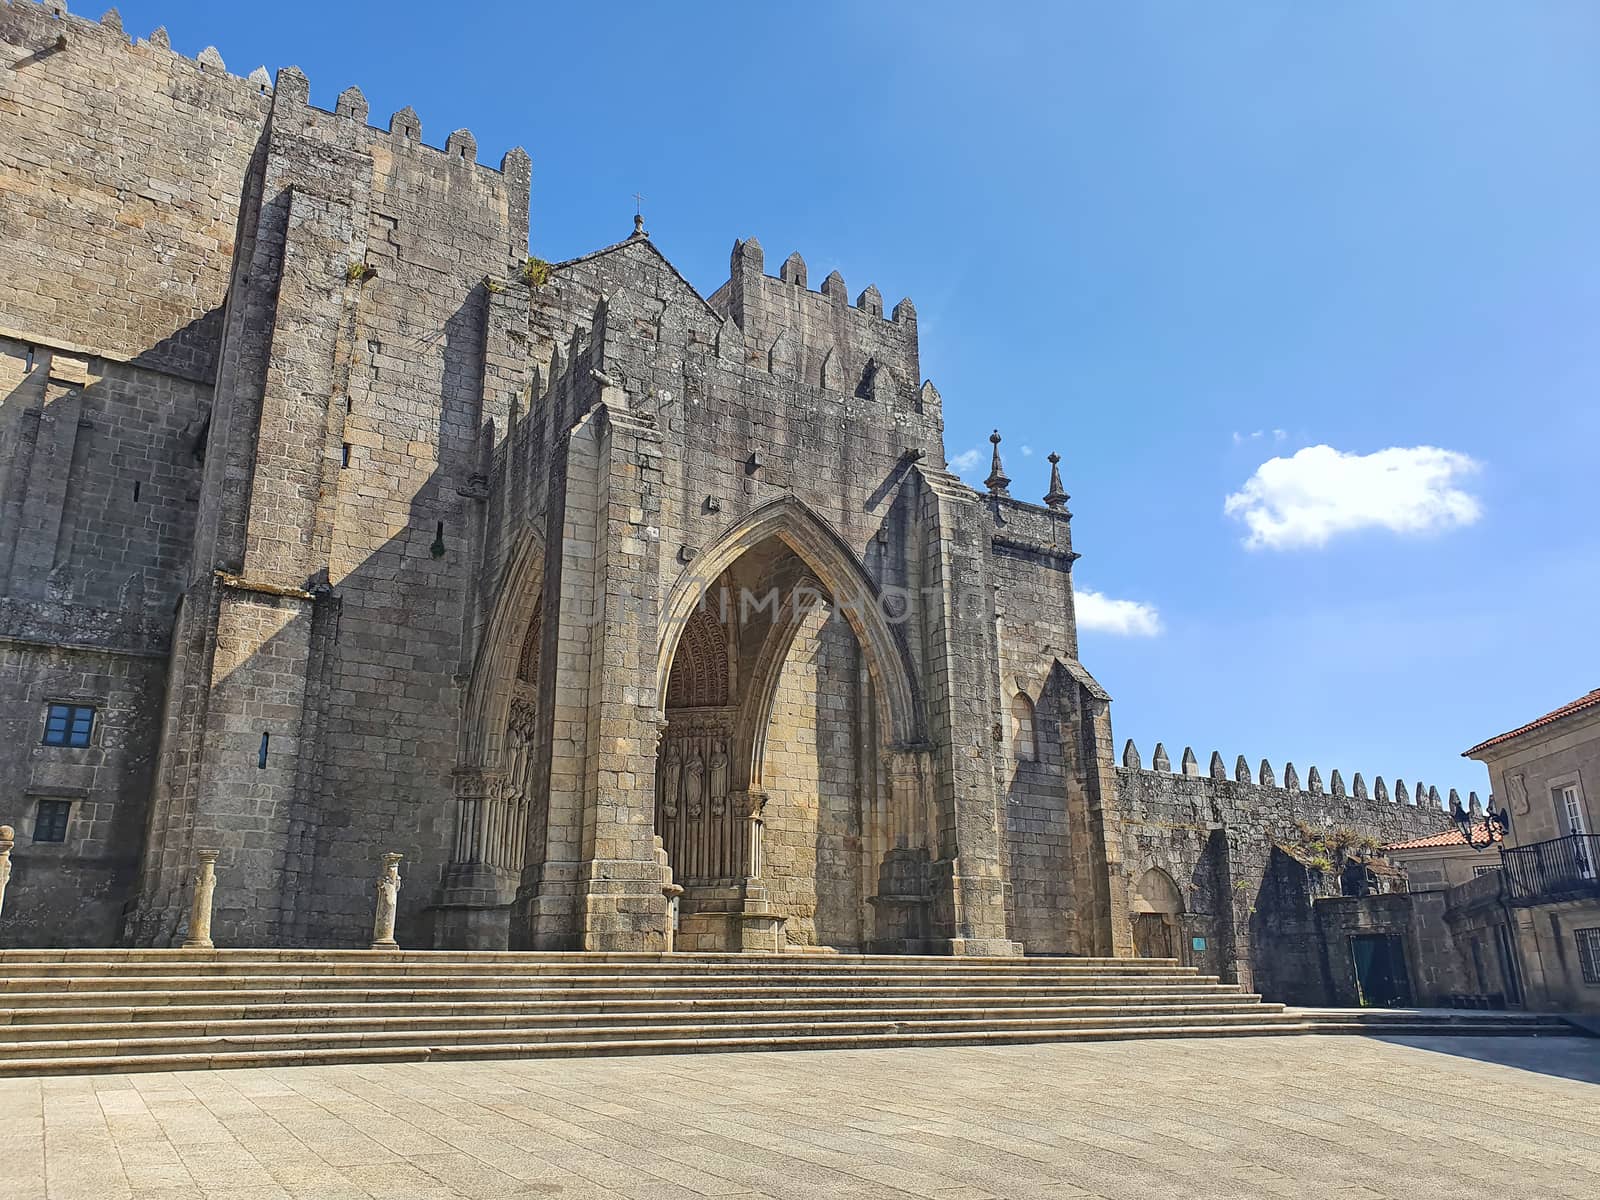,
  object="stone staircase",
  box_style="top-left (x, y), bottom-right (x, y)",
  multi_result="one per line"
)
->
top-left (0, 950), bottom-right (1576, 1077)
